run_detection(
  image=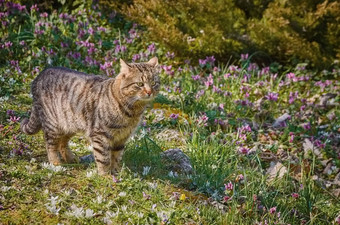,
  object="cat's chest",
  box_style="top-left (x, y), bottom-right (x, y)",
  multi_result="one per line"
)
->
top-left (109, 116), bottom-right (140, 143)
